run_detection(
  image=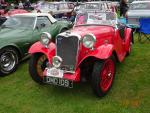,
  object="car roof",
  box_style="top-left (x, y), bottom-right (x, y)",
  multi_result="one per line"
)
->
top-left (13, 13), bottom-right (57, 23)
top-left (132, 1), bottom-right (150, 4)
